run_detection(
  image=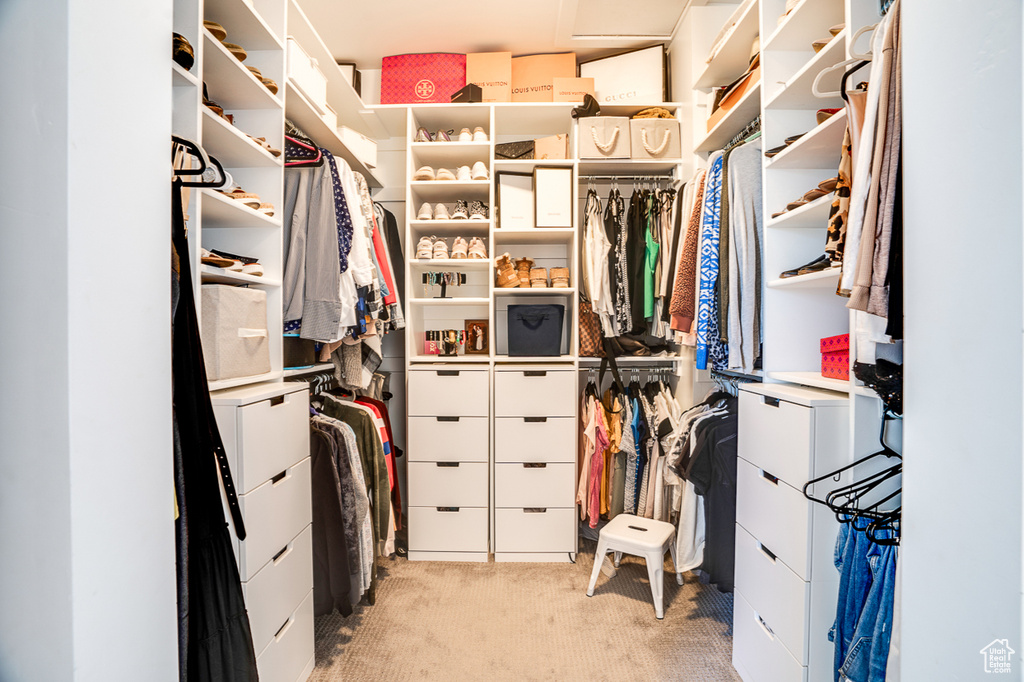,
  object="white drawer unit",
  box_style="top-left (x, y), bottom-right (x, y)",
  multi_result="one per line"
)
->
top-left (407, 367), bottom-right (489, 417)
top-left (407, 416), bottom-right (489, 462)
top-left (495, 508), bottom-right (576, 553)
top-left (494, 462), bottom-right (575, 508)
top-left (494, 417), bottom-right (575, 463)
top-left (733, 383), bottom-right (848, 682)
top-left (211, 382), bottom-right (314, 682)
top-left (408, 506), bottom-right (489, 553)
top-left (493, 367), bottom-right (576, 417)
top-left (407, 462), bottom-right (489, 507)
